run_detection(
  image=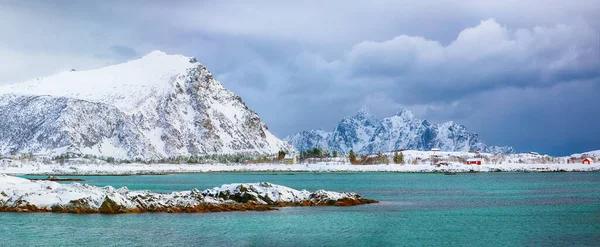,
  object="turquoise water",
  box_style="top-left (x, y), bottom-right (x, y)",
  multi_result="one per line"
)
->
top-left (2, 173), bottom-right (599, 246)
